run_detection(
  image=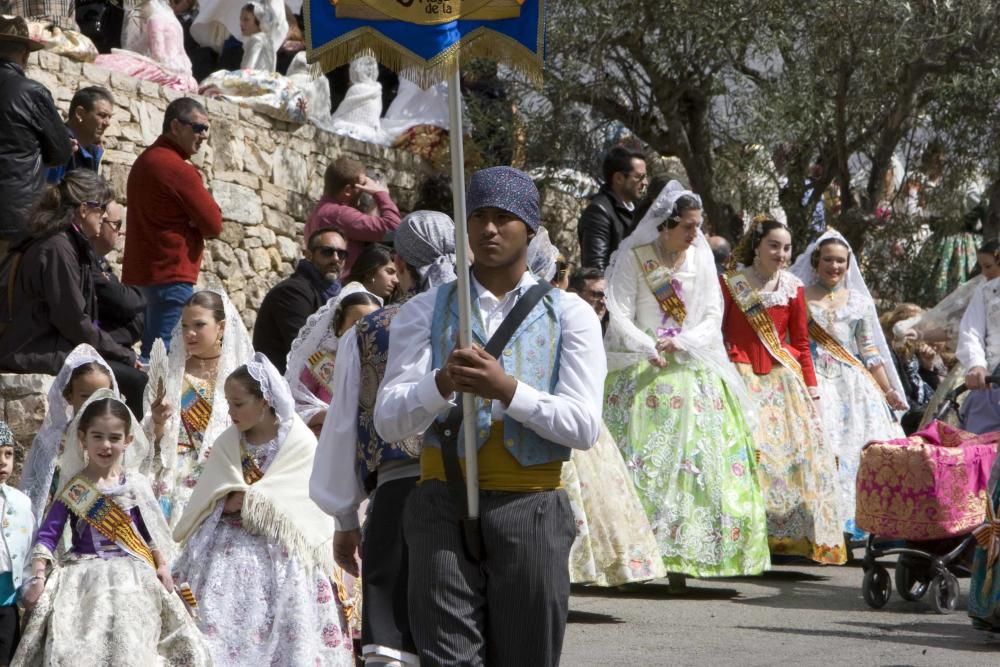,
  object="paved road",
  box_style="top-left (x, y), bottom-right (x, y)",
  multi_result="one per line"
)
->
top-left (562, 555), bottom-right (998, 666)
